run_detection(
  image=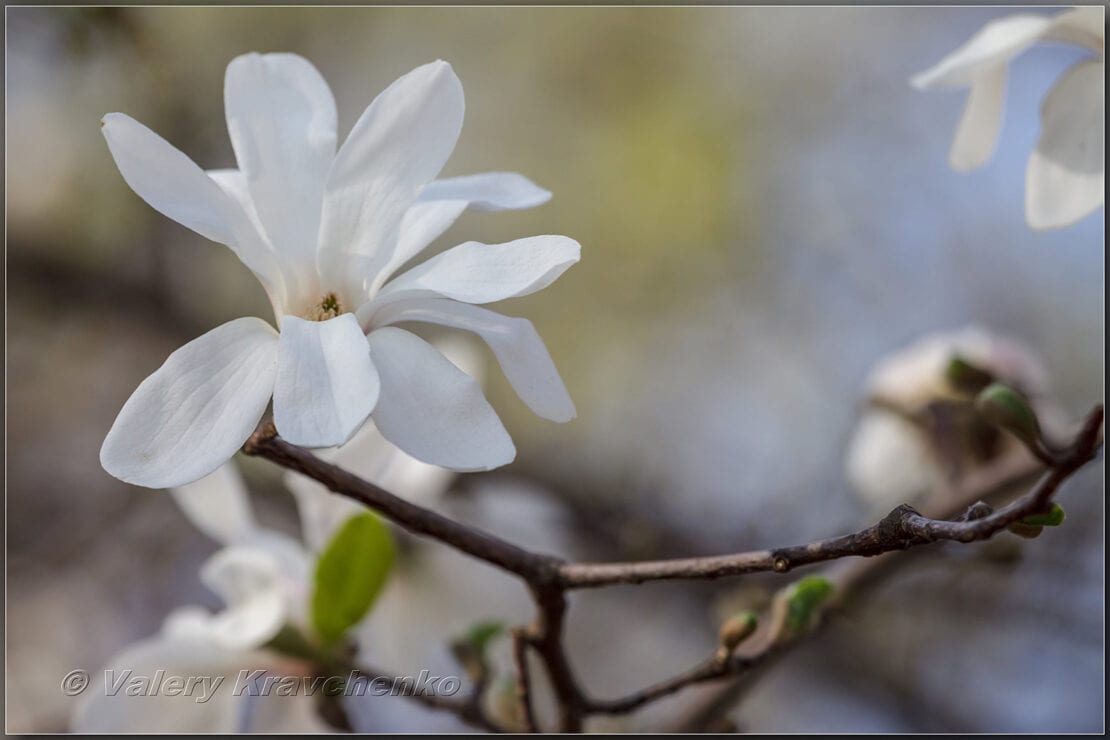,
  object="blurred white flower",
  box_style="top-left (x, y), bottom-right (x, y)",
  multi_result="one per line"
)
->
top-left (100, 53), bottom-right (578, 490)
top-left (76, 378), bottom-right (463, 733)
top-left (845, 326), bottom-right (1056, 513)
top-left (912, 7), bottom-right (1104, 229)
